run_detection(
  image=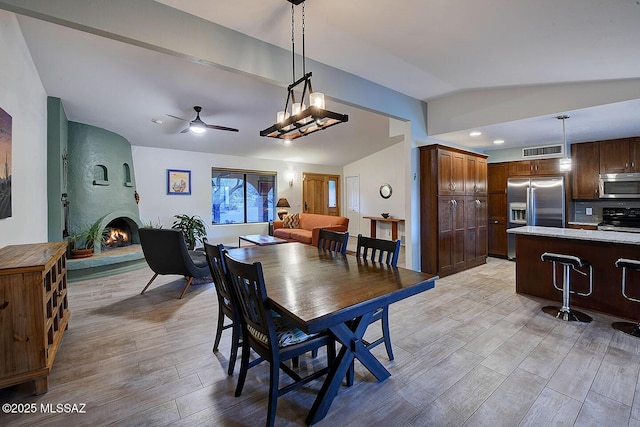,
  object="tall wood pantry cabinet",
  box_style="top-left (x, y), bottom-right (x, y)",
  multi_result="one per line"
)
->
top-left (420, 145), bottom-right (488, 277)
top-left (0, 242), bottom-right (70, 394)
